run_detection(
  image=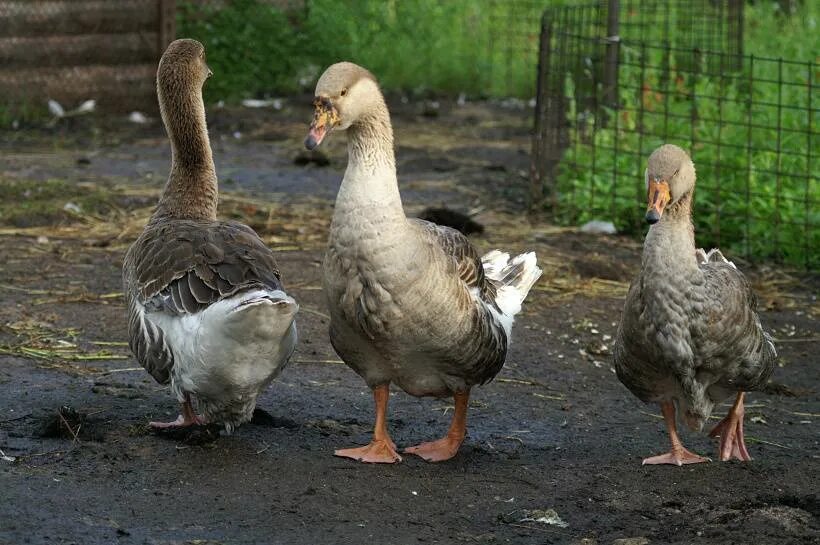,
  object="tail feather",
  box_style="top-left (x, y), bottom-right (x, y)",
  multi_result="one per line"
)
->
top-left (482, 250), bottom-right (542, 319)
